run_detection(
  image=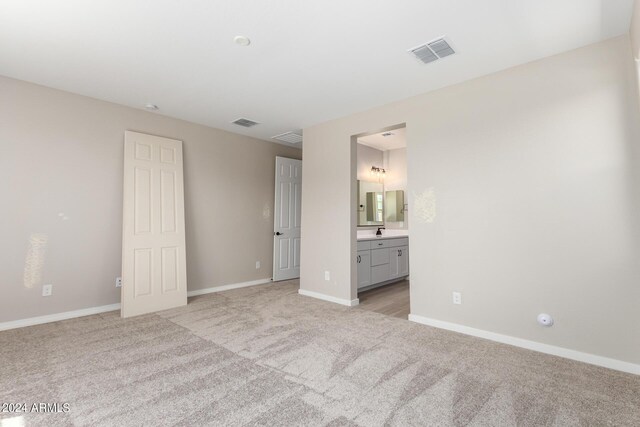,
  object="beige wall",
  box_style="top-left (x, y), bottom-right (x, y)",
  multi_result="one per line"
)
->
top-left (632, 0), bottom-right (640, 60)
top-left (0, 76), bottom-right (301, 323)
top-left (356, 144), bottom-right (383, 181)
top-left (633, 0), bottom-right (640, 97)
top-left (300, 36), bottom-right (640, 365)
